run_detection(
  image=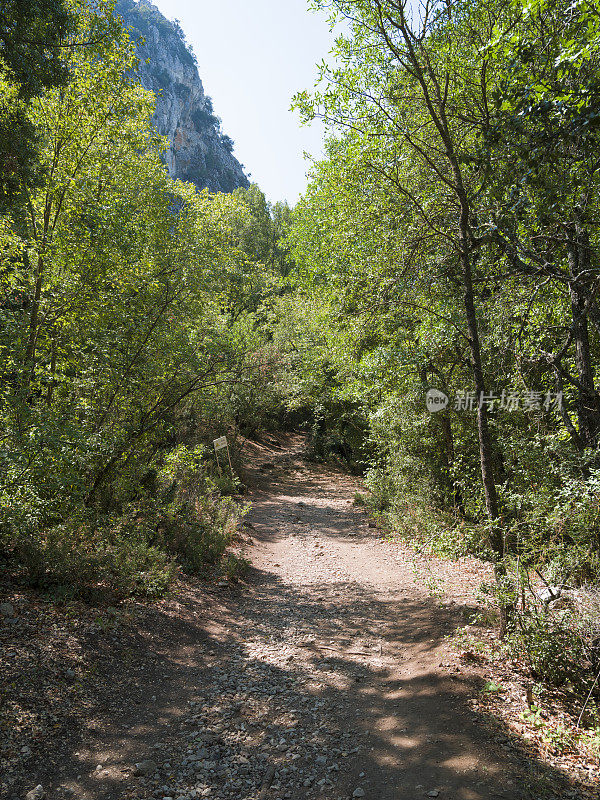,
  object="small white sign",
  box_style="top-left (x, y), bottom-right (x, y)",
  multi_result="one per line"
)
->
top-left (213, 436), bottom-right (228, 451)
